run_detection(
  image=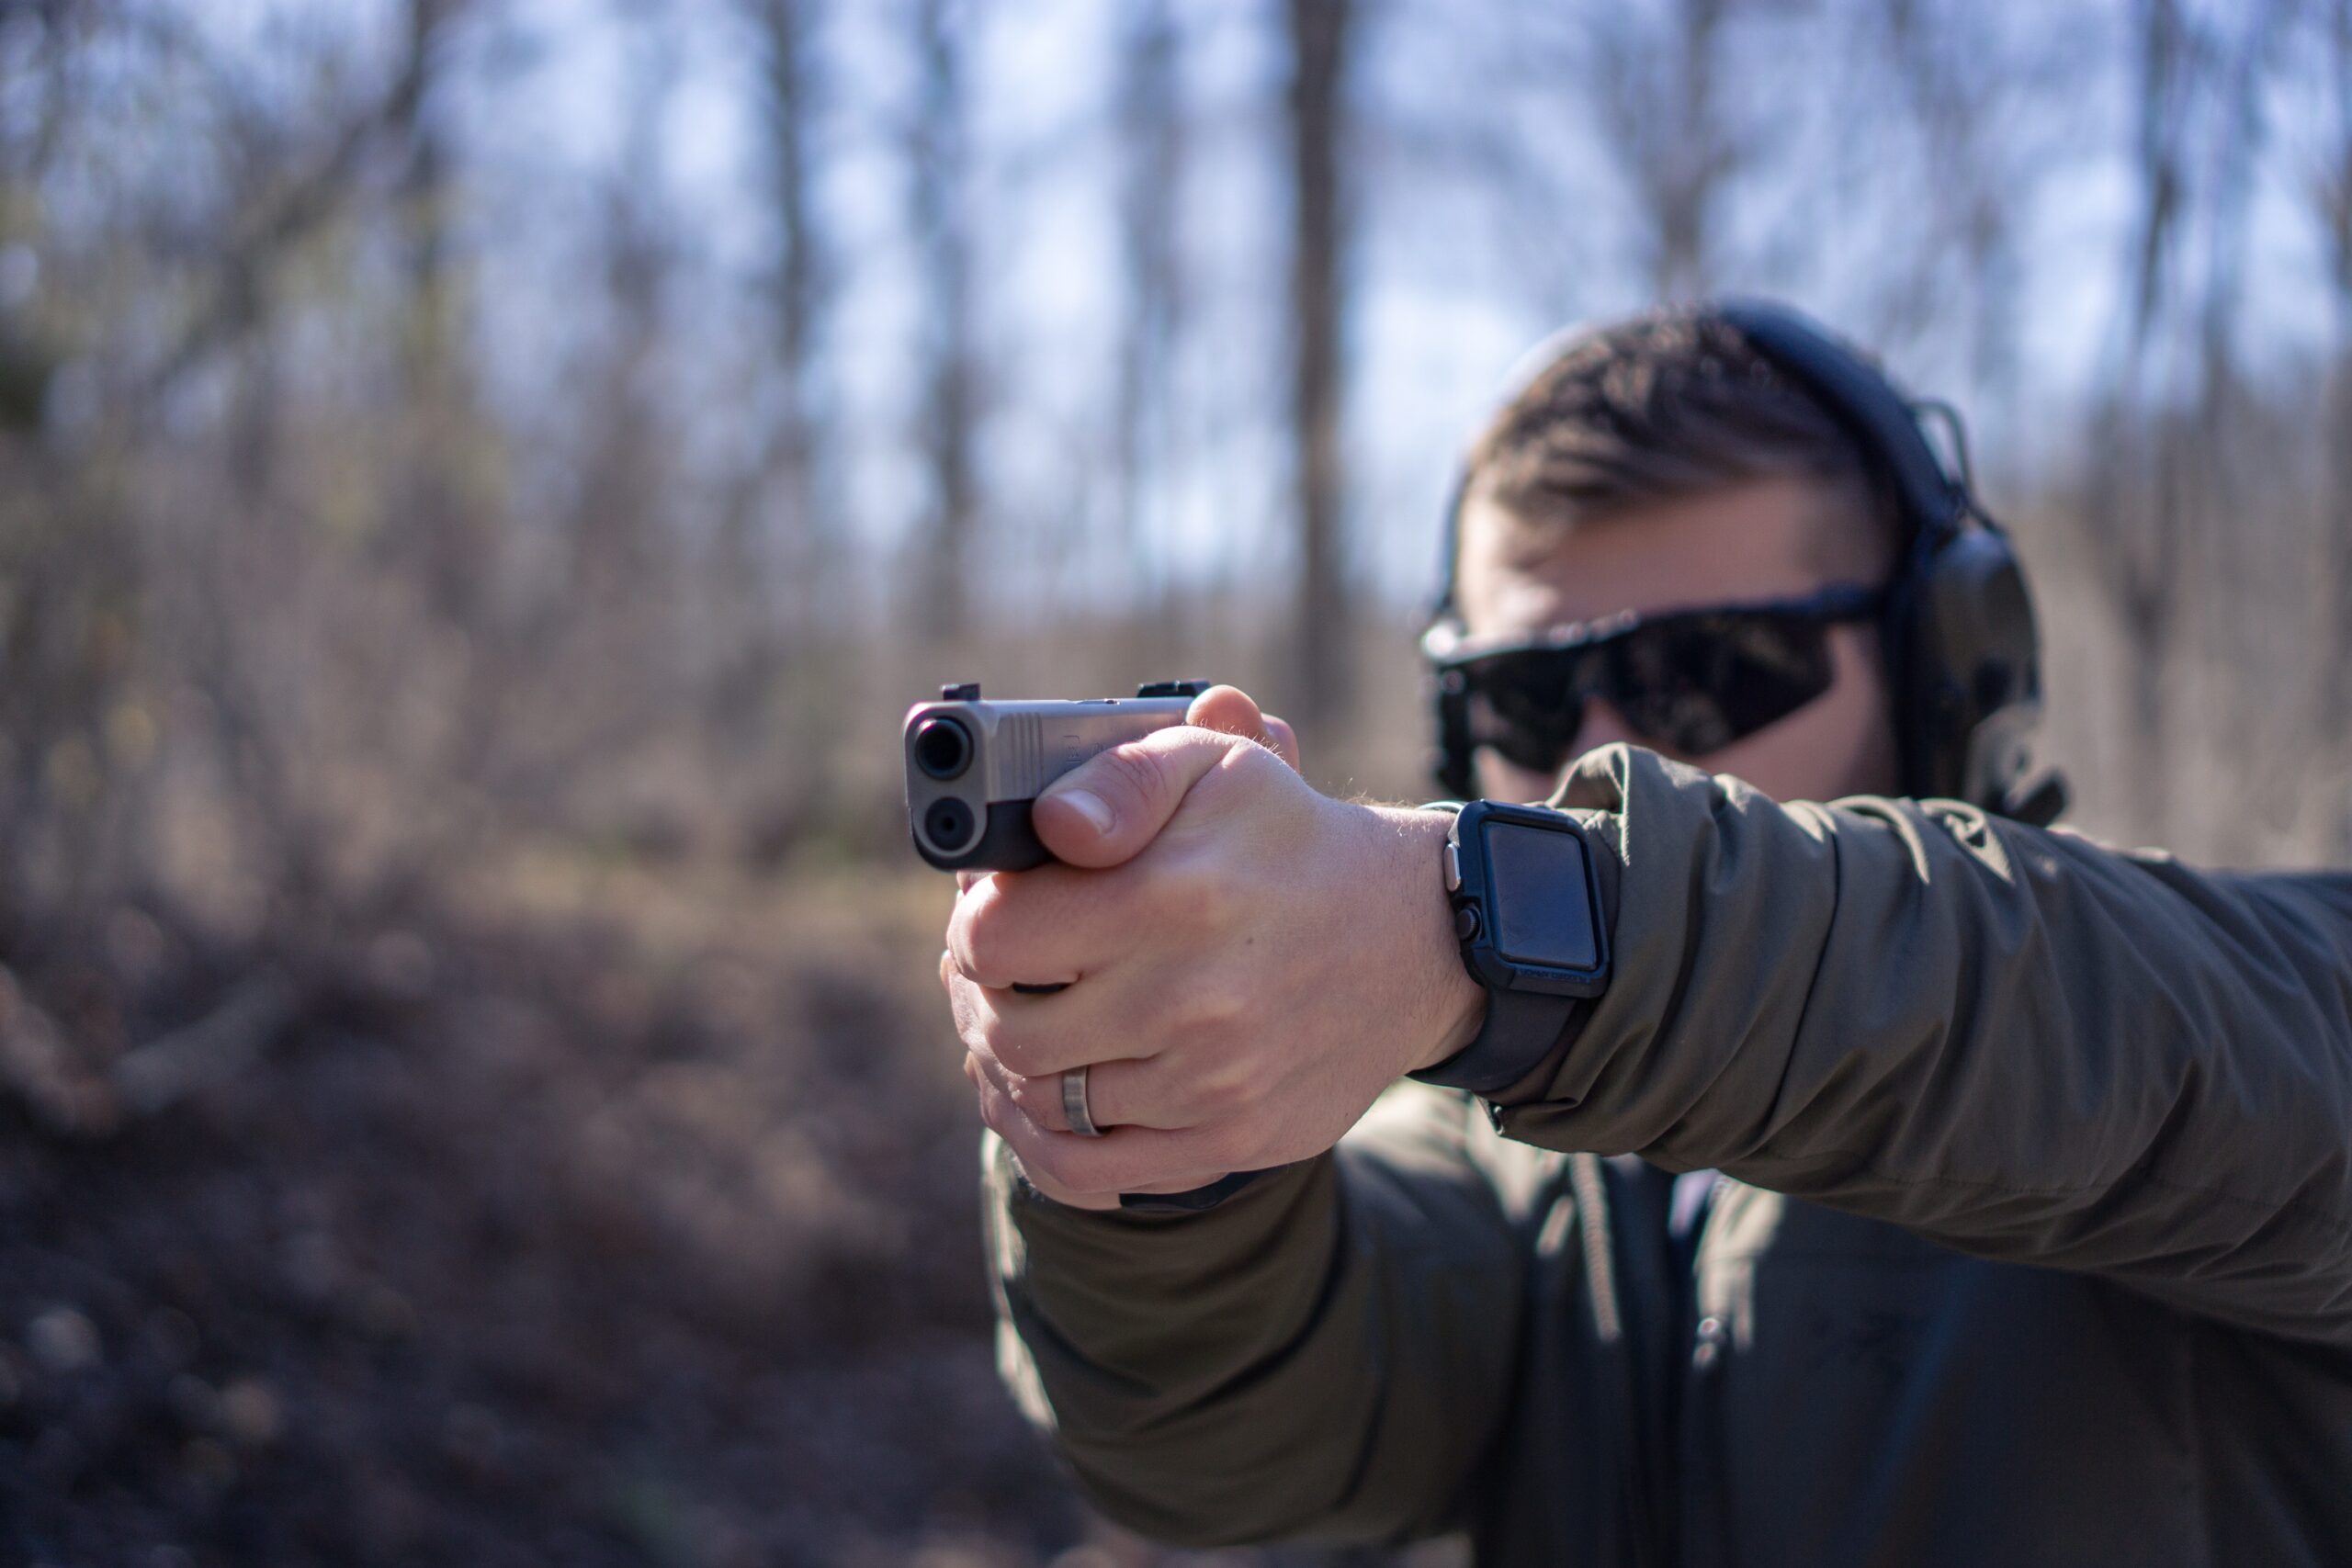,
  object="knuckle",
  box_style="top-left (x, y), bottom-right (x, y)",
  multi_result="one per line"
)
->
top-left (963, 1035), bottom-right (1003, 1080)
top-left (990, 1032), bottom-right (1036, 1077)
top-left (1002, 1070), bottom-right (1051, 1122)
top-left (1202, 1121), bottom-right (1257, 1169)
top-left (955, 903), bottom-right (1018, 986)
top-left (1023, 1137), bottom-right (1078, 1190)
top-left (970, 1076), bottom-right (1008, 1134)
top-left (1215, 735), bottom-right (1284, 792)
top-left (1222, 733), bottom-right (1278, 774)
top-left (1170, 964), bottom-right (1249, 1036)
top-left (953, 921), bottom-right (998, 985)
top-left (1183, 976), bottom-right (1250, 1032)
top-left (949, 986), bottom-right (991, 1047)
top-left (1094, 743), bottom-right (1170, 819)
top-left (944, 930), bottom-right (984, 987)
top-left (1198, 1064), bottom-right (1252, 1115)
top-left (1155, 850), bottom-right (1237, 931)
